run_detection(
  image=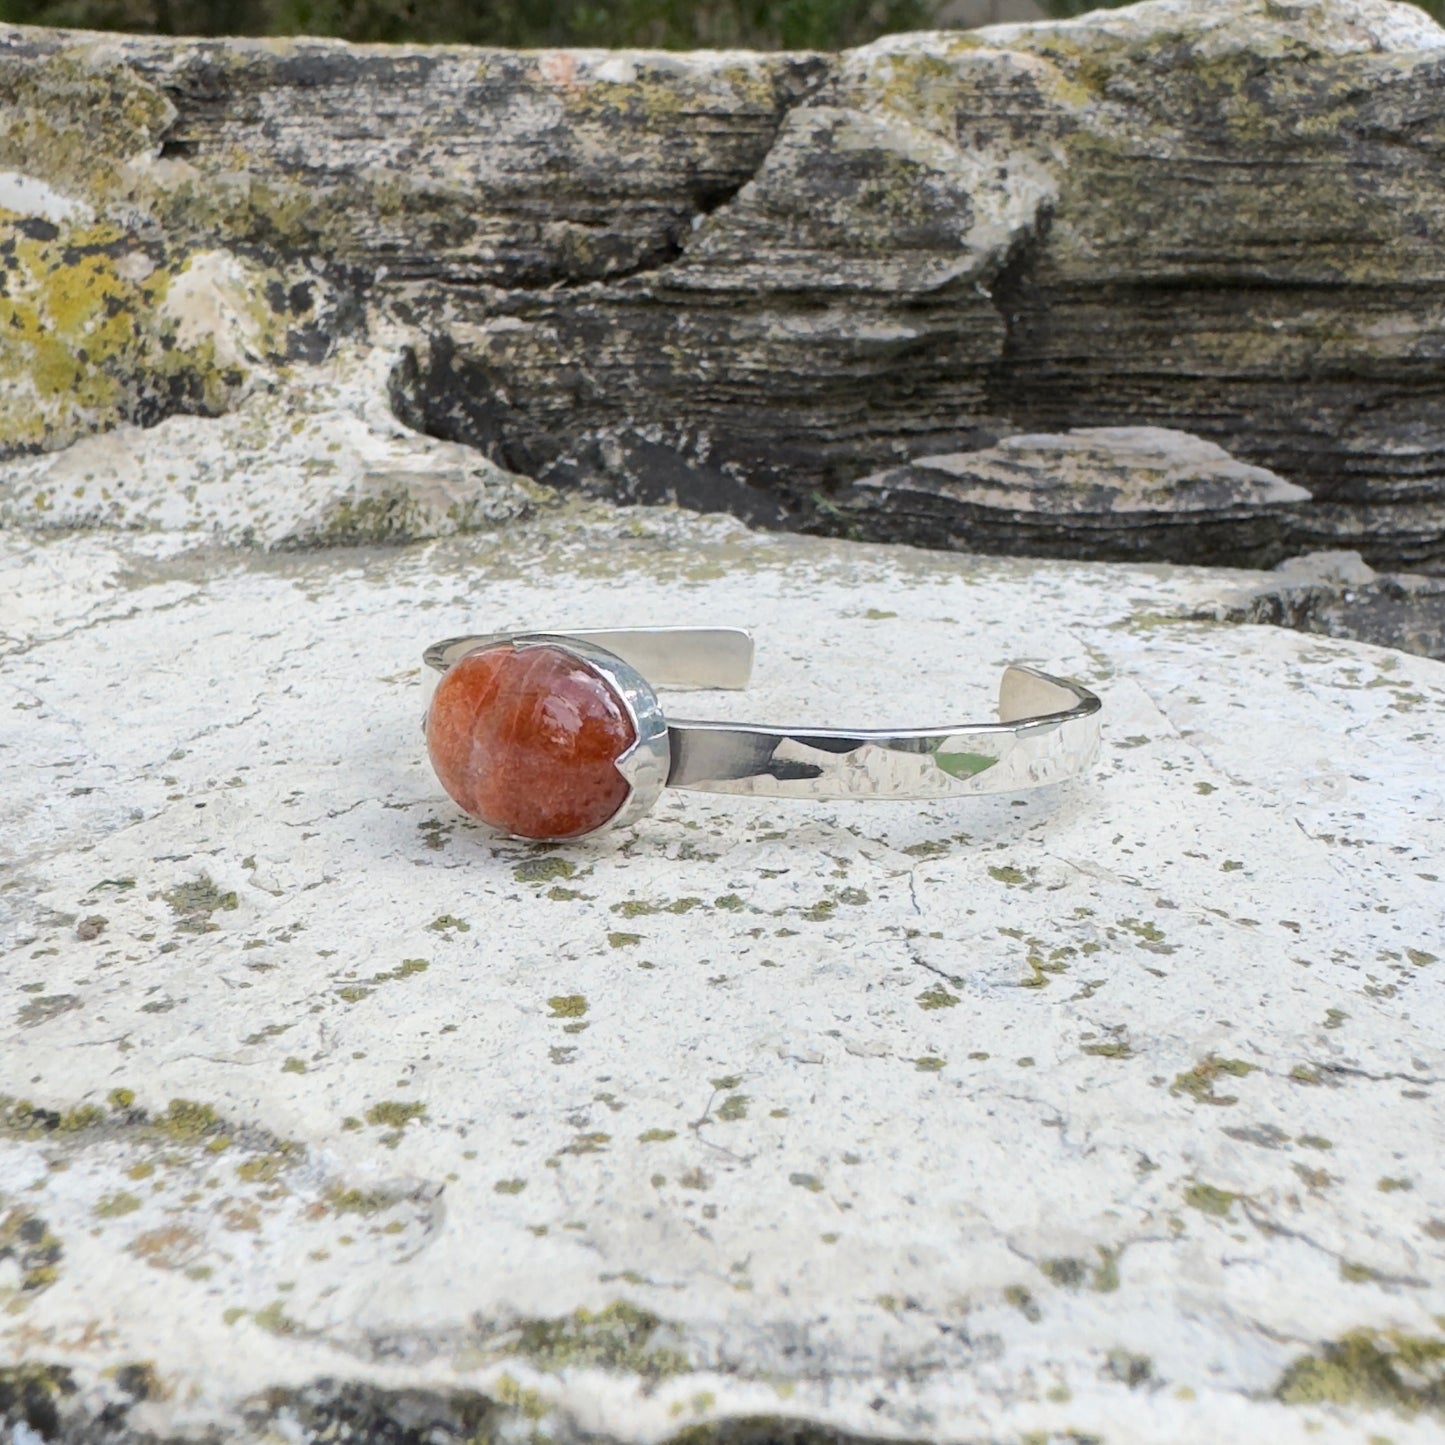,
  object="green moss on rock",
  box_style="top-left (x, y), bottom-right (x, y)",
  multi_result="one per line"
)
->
top-left (1277, 1329), bottom-right (1445, 1416)
top-left (507, 1301), bottom-right (690, 1378)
